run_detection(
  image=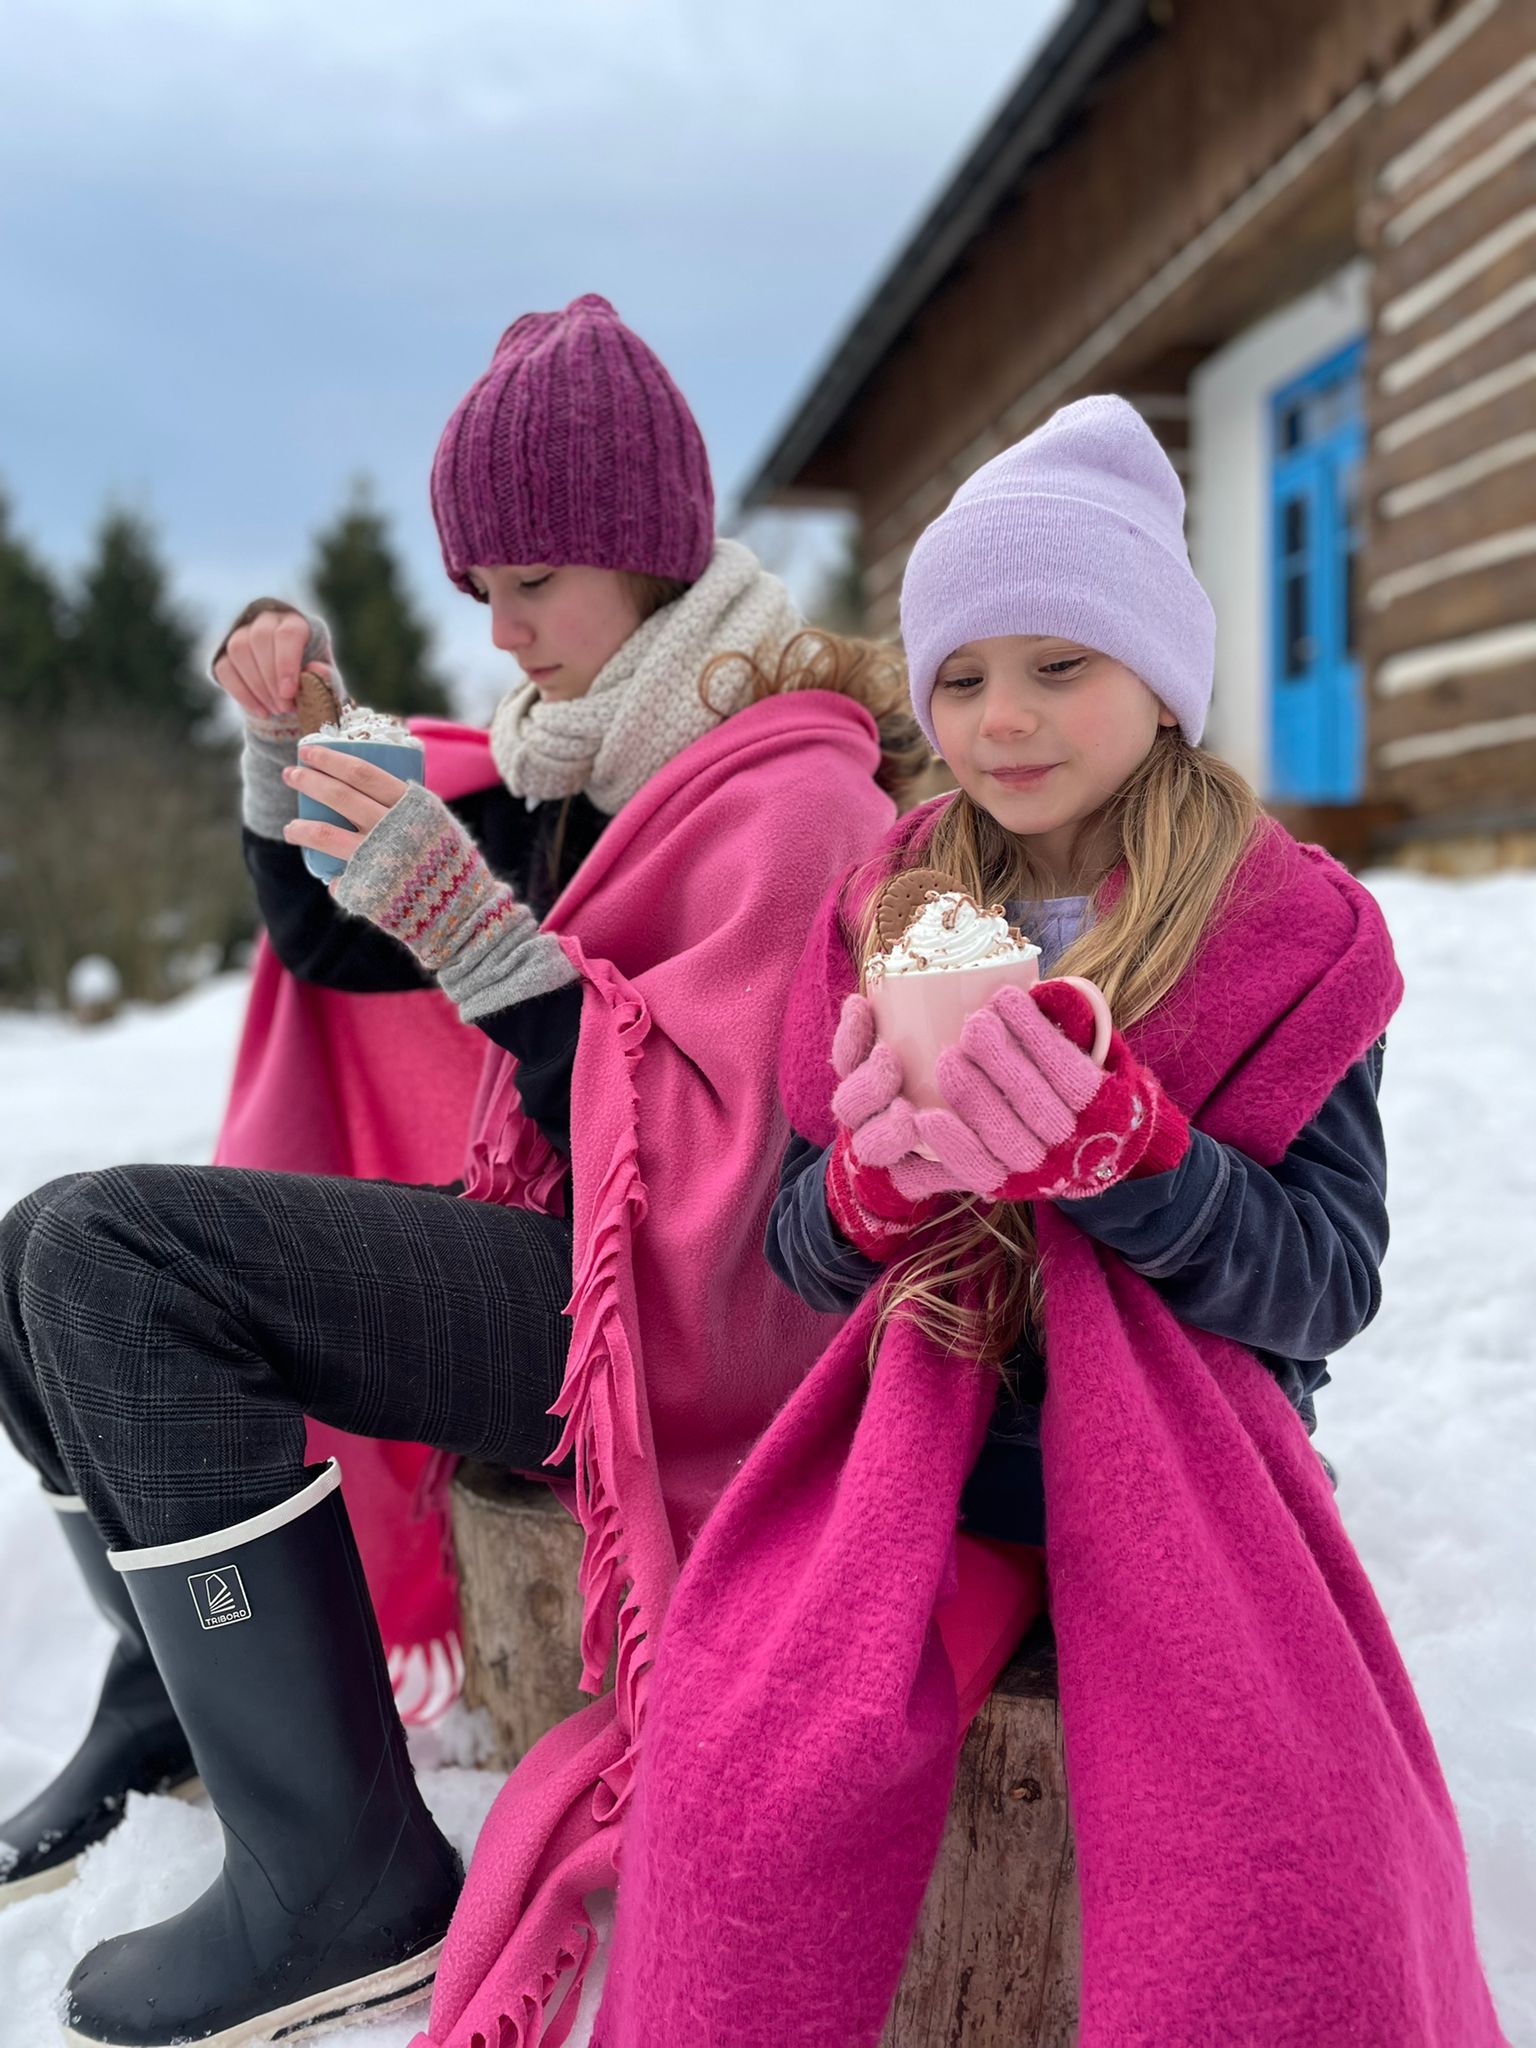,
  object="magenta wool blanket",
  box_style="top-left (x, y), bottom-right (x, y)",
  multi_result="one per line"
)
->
top-left (590, 813), bottom-right (1508, 2048)
top-left (415, 691), bottom-right (896, 2048)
